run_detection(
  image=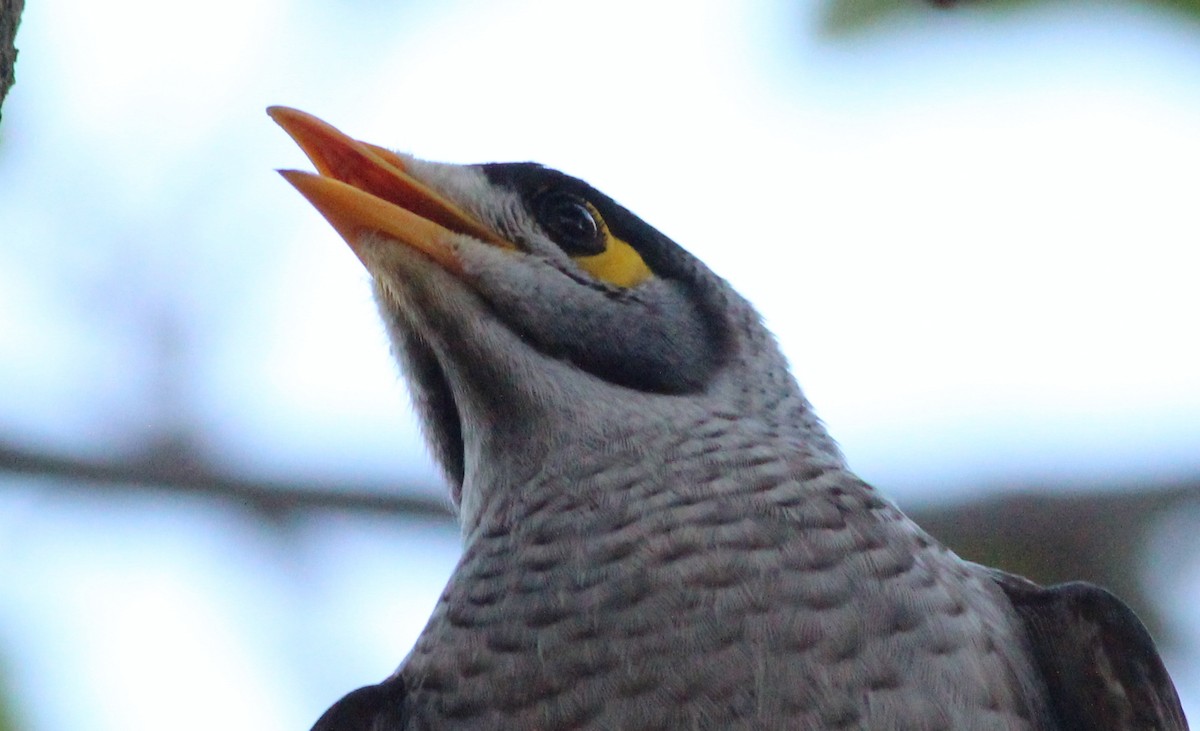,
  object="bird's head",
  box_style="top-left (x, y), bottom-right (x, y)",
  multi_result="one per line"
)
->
top-left (270, 107), bottom-right (841, 529)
